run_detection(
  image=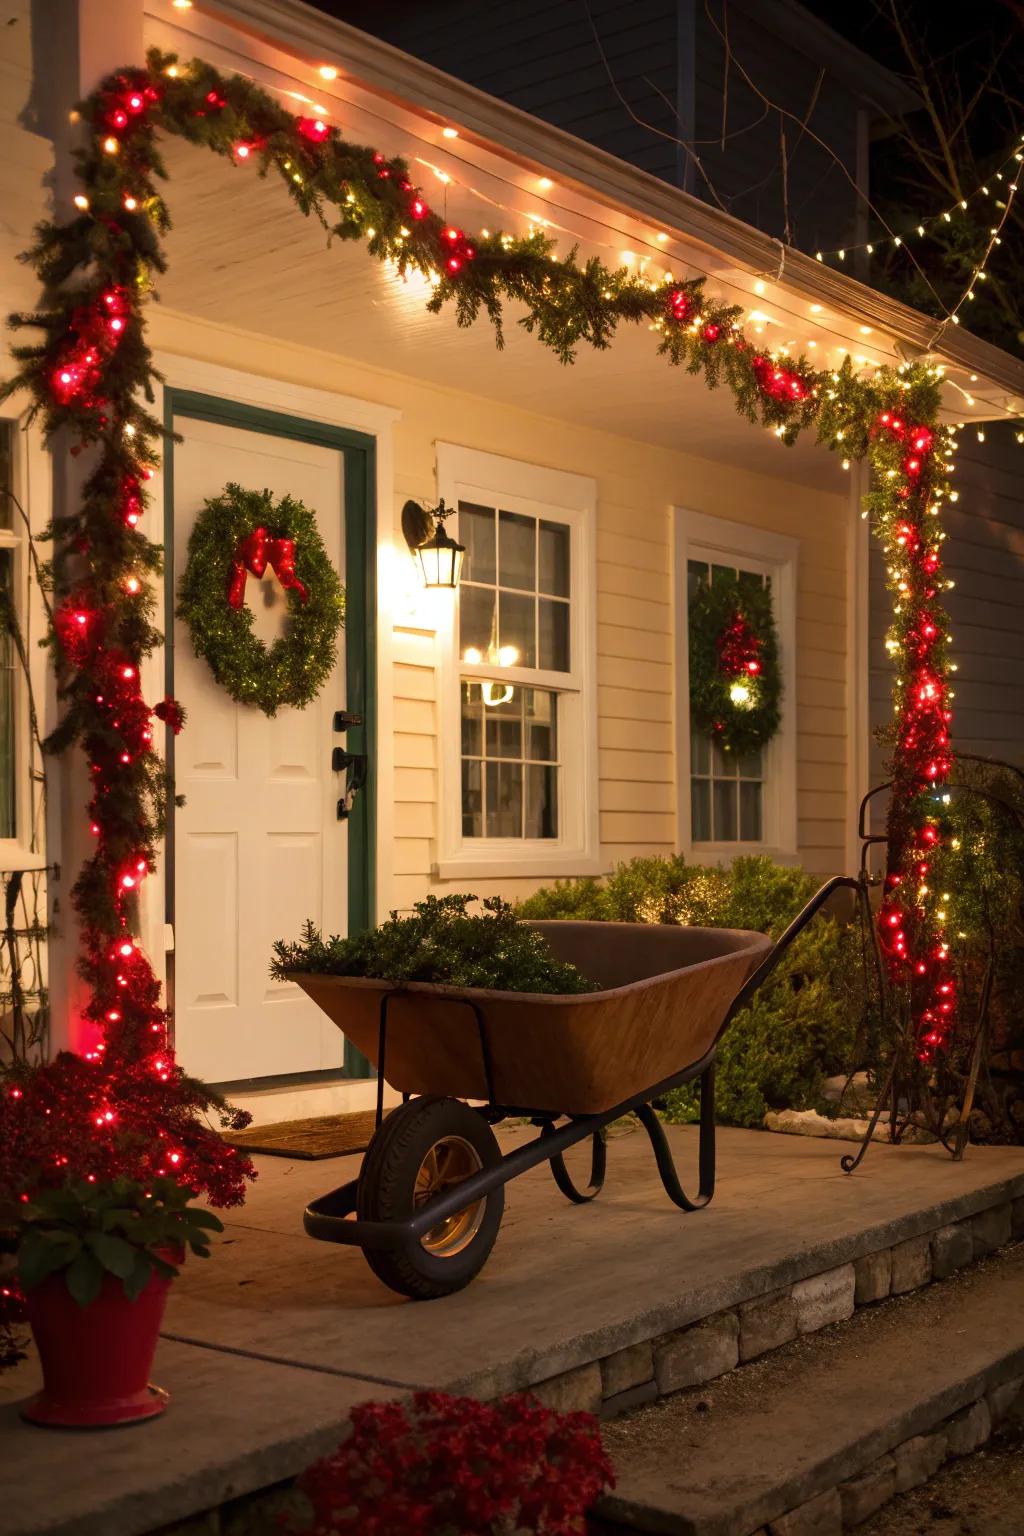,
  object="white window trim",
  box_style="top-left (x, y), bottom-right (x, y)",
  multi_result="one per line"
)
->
top-left (0, 407), bottom-right (49, 871)
top-left (435, 443), bottom-right (600, 880)
top-left (672, 507), bottom-right (799, 862)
